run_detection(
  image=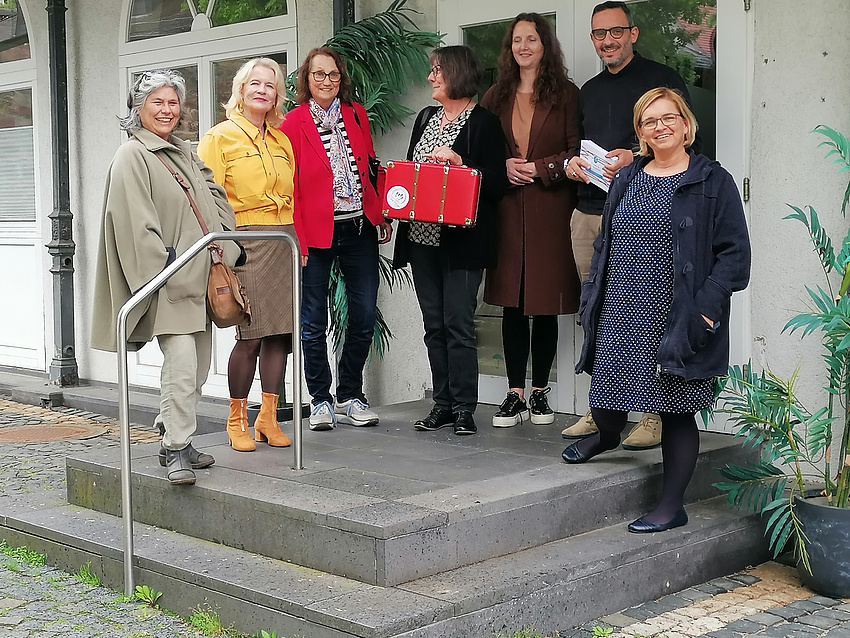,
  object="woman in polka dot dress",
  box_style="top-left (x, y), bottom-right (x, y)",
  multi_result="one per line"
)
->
top-left (566, 87), bottom-right (751, 534)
